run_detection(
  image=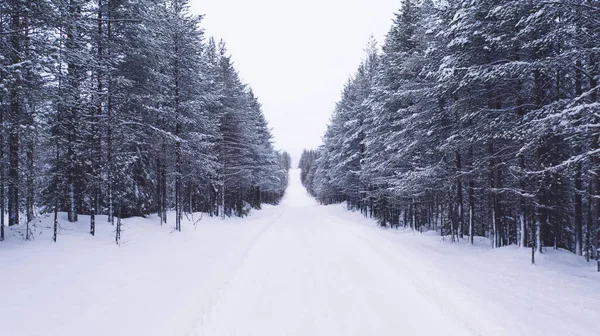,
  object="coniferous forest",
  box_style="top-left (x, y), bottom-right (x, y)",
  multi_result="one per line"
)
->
top-left (0, 0), bottom-right (291, 242)
top-left (300, 0), bottom-right (600, 261)
top-left (3, 2), bottom-right (600, 333)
